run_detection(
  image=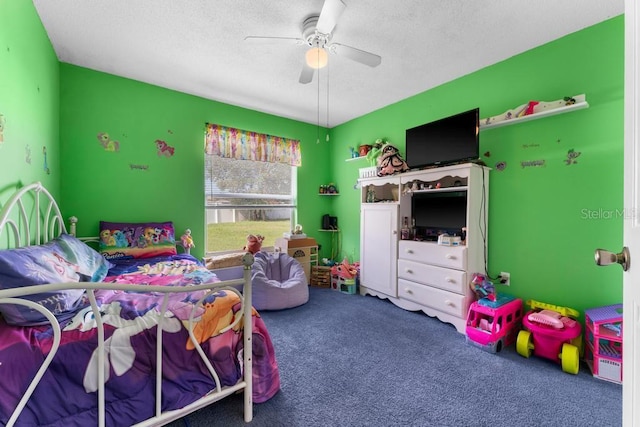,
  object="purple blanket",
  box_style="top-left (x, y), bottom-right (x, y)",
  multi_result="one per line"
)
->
top-left (0, 255), bottom-right (280, 426)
